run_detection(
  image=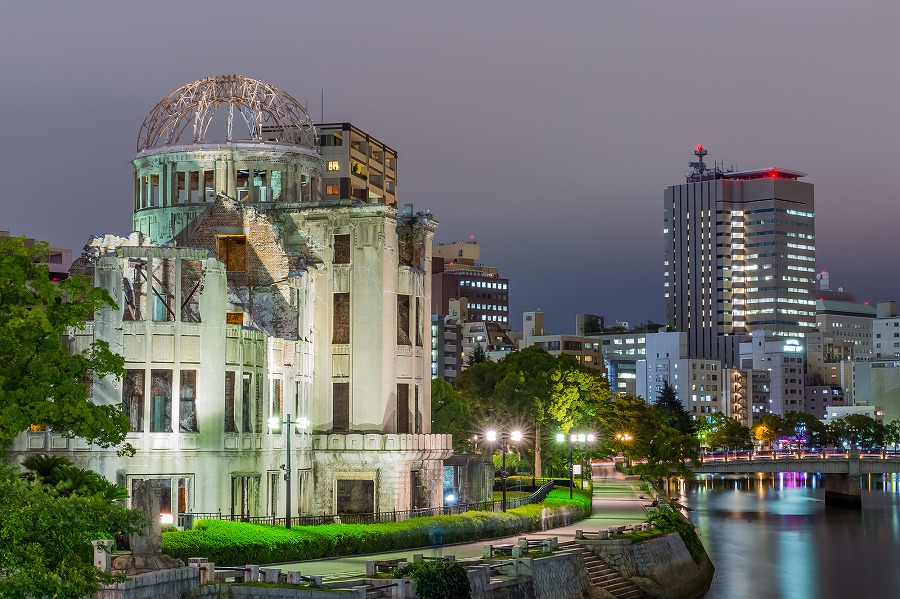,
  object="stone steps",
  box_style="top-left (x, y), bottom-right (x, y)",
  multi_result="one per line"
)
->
top-left (559, 541), bottom-right (653, 599)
